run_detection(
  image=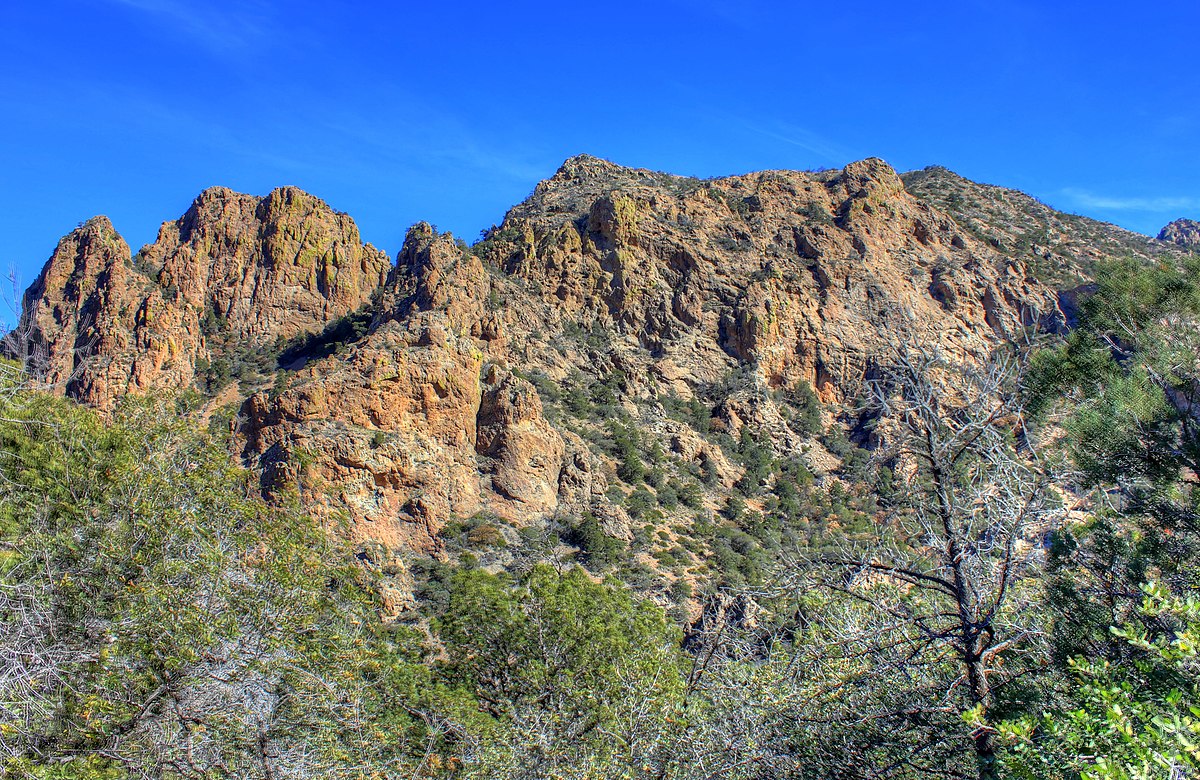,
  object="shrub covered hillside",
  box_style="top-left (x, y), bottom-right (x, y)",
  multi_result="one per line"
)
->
top-left (4, 254), bottom-right (1200, 778)
top-left (6, 156), bottom-right (1200, 778)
